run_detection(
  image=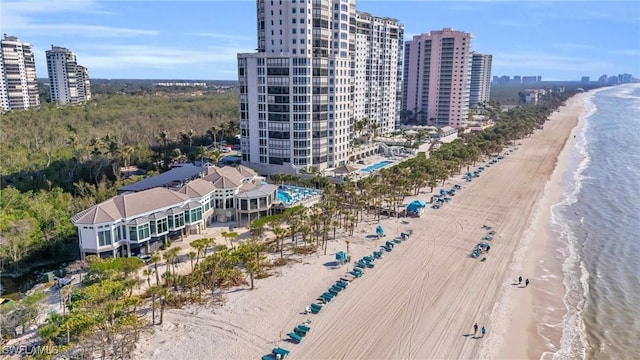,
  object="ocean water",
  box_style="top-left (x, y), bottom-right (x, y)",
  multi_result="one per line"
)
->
top-left (547, 84), bottom-right (640, 359)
